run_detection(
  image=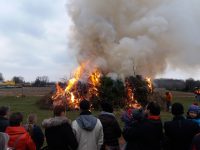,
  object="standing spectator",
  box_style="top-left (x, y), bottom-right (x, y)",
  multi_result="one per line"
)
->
top-left (98, 101), bottom-right (121, 150)
top-left (194, 87), bottom-right (200, 102)
top-left (187, 104), bottom-right (200, 126)
top-left (0, 106), bottom-right (10, 132)
top-left (191, 133), bottom-right (200, 150)
top-left (123, 108), bottom-right (162, 150)
top-left (164, 103), bottom-right (199, 150)
top-left (165, 92), bottom-right (172, 112)
top-left (0, 132), bottom-right (9, 150)
top-left (121, 108), bottom-right (134, 129)
top-left (24, 114), bottom-right (44, 150)
top-left (42, 105), bottom-right (78, 150)
top-left (72, 99), bottom-right (103, 150)
top-left (5, 112), bottom-right (36, 150)
top-left (145, 101), bottom-right (164, 149)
